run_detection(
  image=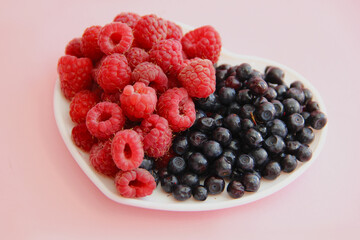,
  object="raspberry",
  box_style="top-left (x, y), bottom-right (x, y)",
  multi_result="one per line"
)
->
top-left (65, 38), bottom-right (83, 58)
top-left (155, 148), bottom-right (175, 170)
top-left (114, 168), bottom-right (156, 198)
top-left (113, 12), bottom-right (141, 29)
top-left (57, 55), bottom-right (93, 100)
top-left (125, 47), bottom-right (149, 70)
top-left (98, 22), bottom-right (134, 55)
top-left (81, 25), bottom-right (104, 62)
top-left (178, 58), bottom-right (216, 98)
top-left (157, 88), bottom-right (195, 132)
top-left (111, 130), bottom-right (144, 171)
top-left (97, 53), bottom-right (131, 93)
top-left (90, 141), bottom-right (119, 177)
top-left (149, 39), bottom-right (183, 76)
top-left (167, 75), bottom-right (182, 88)
top-left (70, 90), bottom-right (99, 123)
top-left (139, 114), bottom-right (172, 158)
top-left (166, 21), bottom-right (183, 40)
top-left (120, 82), bottom-right (157, 121)
top-left (71, 123), bottom-right (97, 152)
top-left (181, 25), bottom-right (222, 64)
top-left (131, 62), bottom-right (168, 93)
top-left (101, 91), bottom-right (120, 104)
top-left (91, 82), bottom-right (104, 100)
top-left (133, 14), bottom-right (167, 50)
top-left (86, 102), bottom-right (126, 139)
